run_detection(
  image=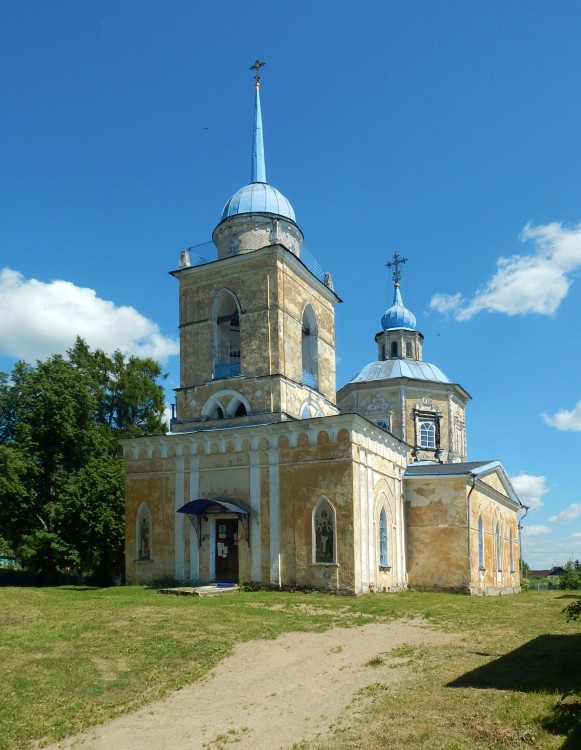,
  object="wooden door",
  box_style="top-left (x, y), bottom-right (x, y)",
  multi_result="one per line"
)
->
top-left (215, 519), bottom-right (239, 583)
